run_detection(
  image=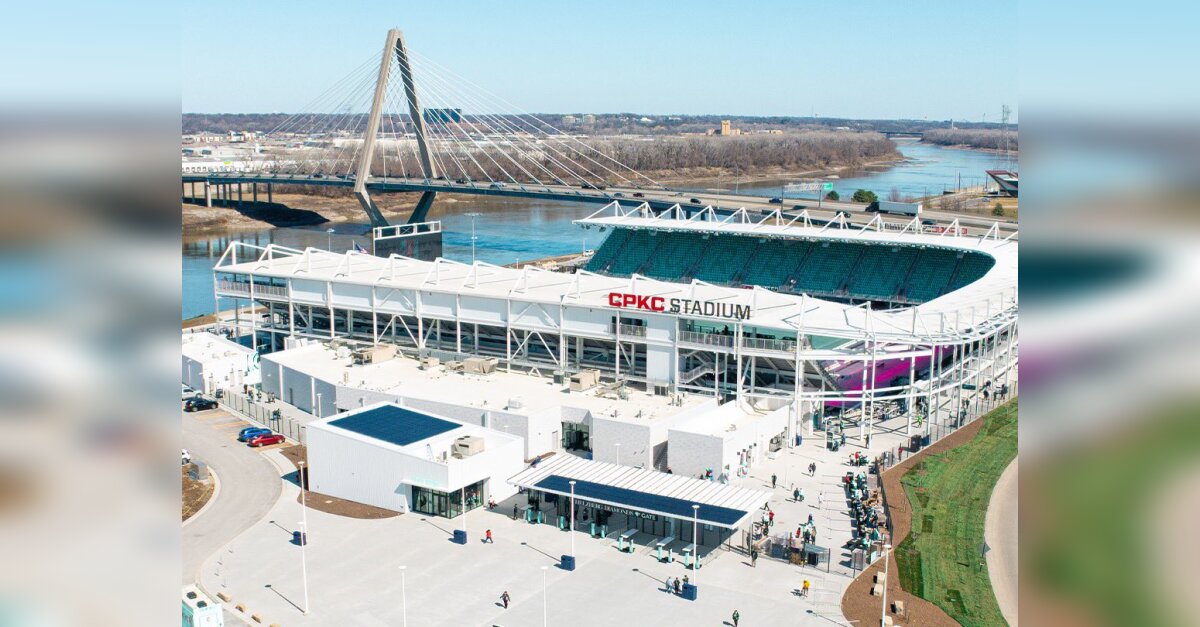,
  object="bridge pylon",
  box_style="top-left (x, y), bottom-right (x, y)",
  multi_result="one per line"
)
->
top-left (354, 28), bottom-right (438, 227)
